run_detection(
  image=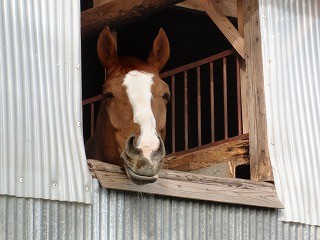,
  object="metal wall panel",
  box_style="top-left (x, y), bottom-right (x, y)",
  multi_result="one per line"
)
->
top-left (259, 0), bottom-right (320, 225)
top-left (0, 0), bottom-right (91, 203)
top-left (0, 179), bottom-right (319, 240)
